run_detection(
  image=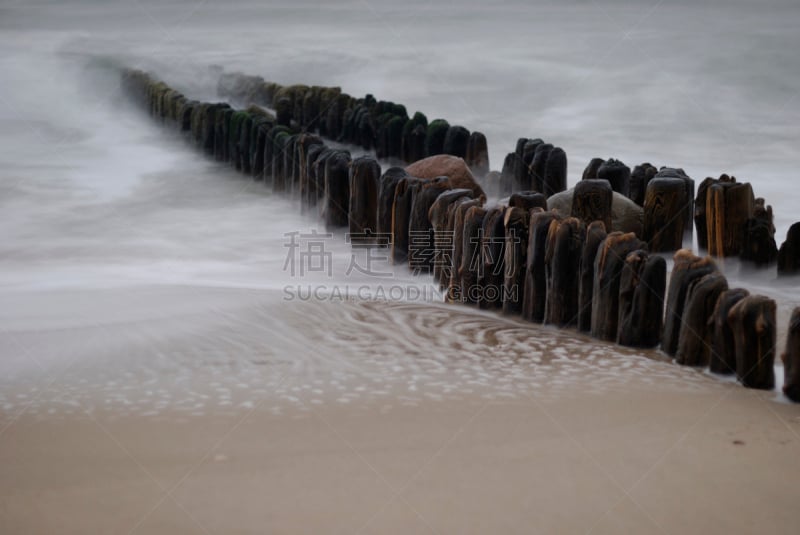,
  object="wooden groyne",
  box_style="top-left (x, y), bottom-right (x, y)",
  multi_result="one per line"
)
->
top-left (121, 68), bottom-right (800, 401)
